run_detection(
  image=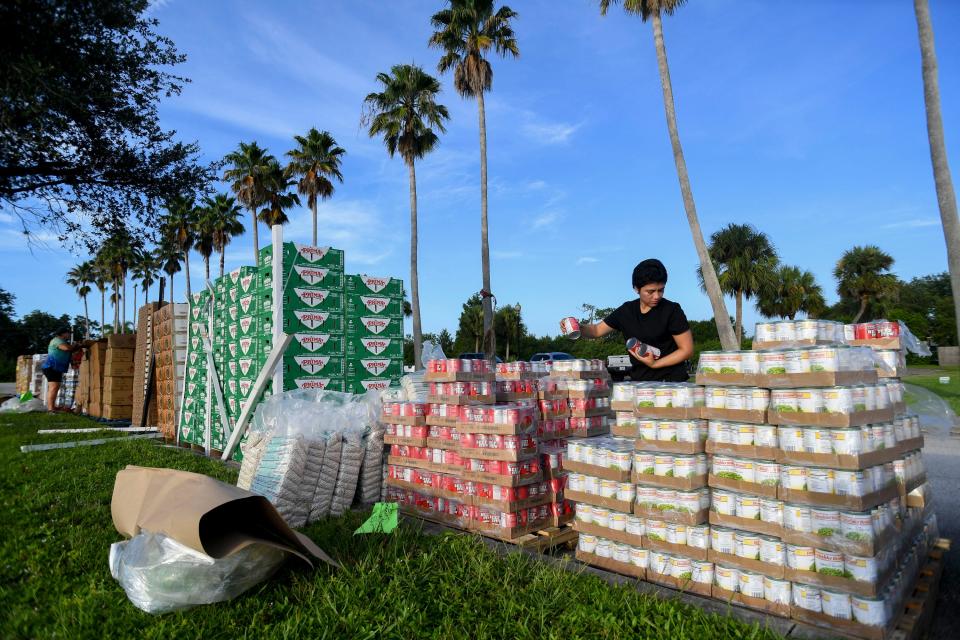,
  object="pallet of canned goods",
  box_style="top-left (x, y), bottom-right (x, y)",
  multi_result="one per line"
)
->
top-left (753, 319), bottom-right (846, 350)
